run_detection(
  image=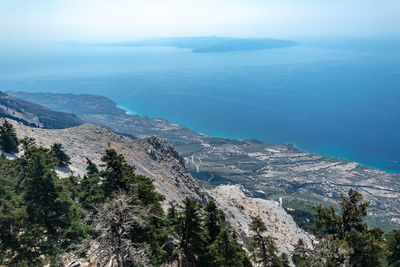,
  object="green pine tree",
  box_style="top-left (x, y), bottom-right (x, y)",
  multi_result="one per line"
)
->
top-left (178, 197), bottom-right (207, 266)
top-left (21, 146), bottom-right (88, 264)
top-left (208, 227), bottom-right (252, 267)
top-left (77, 159), bottom-right (103, 211)
top-left (100, 149), bottom-right (137, 198)
top-left (386, 228), bottom-right (400, 267)
top-left (51, 143), bottom-right (71, 167)
top-left (248, 216), bottom-right (280, 267)
top-left (278, 253), bottom-right (291, 267)
top-left (85, 157), bottom-right (99, 175)
top-left (0, 173), bottom-right (30, 266)
top-left (0, 141), bottom-right (88, 265)
top-left (310, 189), bottom-right (387, 267)
top-left (0, 120), bottom-right (19, 153)
top-left (346, 227), bottom-right (386, 267)
top-left (204, 200), bottom-right (225, 244)
top-left (339, 189), bottom-right (369, 238)
top-left (167, 201), bottom-right (180, 231)
top-left (78, 173), bottom-right (103, 211)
